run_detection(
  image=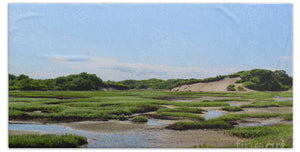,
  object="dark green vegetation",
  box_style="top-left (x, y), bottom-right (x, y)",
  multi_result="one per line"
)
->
top-left (229, 125), bottom-right (292, 148)
top-left (157, 111), bottom-right (205, 120)
top-left (237, 86), bottom-right (245, 91)
top-left (156, 107), bottom-right (206, 120)
top-left (227, 84), bottom-right (236, 91)
top-left (216, 113), bottom-right (292, 121)
top-left (221, 106), bottom-right (242, 112)
top-left (132, 116), bottom-right (148, 122)
top-left (9, 134), bottom-right (87, 148)
top-left (157, 107), bottom-right (206, 113)
top-left (9, 72), bottom-right (109, 91)
top-left (9, 69), bottom-right (292, 91)
top-left (166, 119), bottom-right (233, 130)
top-left (238, 69), bottom-right (292, 91)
